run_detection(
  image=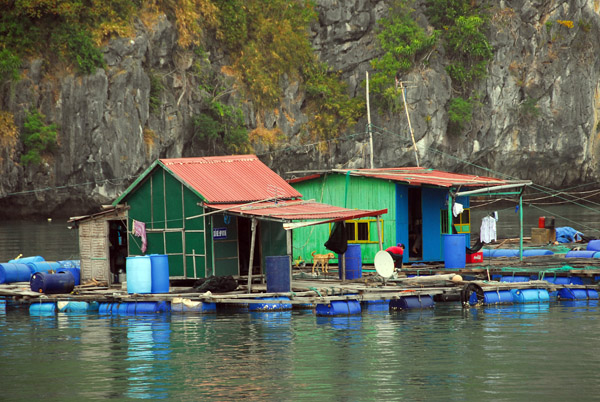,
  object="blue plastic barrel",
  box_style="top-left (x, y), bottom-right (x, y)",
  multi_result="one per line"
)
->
top-left (29, 303), bottom-right (56, 315)
top-left (27, 261), bottom-right (61, 273)
top-left (57, 301), bottom-right (90, 313)
top-left (265, 256), bottom-right (291, 293)
top-left (149, 254), bottom-right (170, 293)
top-left (30, 271), bottom-right (75, 294)
top-left (57, 267), bottom-right (80, 286)
top-left (9, 256), bottom-right (44, 264)
top-left (587, 240), bottom-right (600, 251)
top-left (558, 288), bottom-right (589, 300)
top-left (58, 260), bottom-right (81, 269)
top-left (362, 300), bottom-right (390, 312)
top-left (511, 288), bottom-right (550, 303)
top-left (338, 244), bottom-right (362, 280)
top-left (126, 256), bottom-right (152, 294)
top-left (390, 295), bottom-right (435, 310)
top-left (499, 275), bottom-right (530, 283)
top-left (127, 302), bottom-right (158, 314)
top-left (99, 303), bottom-right (112, 314)
top-left (248, 297), bottom-right (292, 311)
top-left (443, 234), bottom-right (466, 269)
top-left (0, 263), bottom-right (34, 284)
top-left (316, 300), bottom-right (361, 316)
top-left (566, 250), bottom-right (599, 258)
